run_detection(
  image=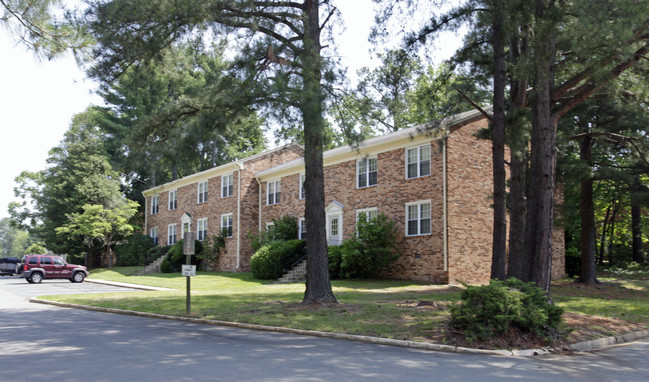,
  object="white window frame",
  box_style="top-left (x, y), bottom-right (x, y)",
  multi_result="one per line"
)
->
top-left (197, 218), bottom-right (208, 241)
top-left (168, 190), bottom-right (177, 210)
top-left (197, 181), bottom-right (208, 203)
top-left (299, 173), bottom-right (306, 200)
top-left (357, 157), bottom-right (378, 188)
top-left (150, 195), bottom-right (159, 215)
top-left (150, 227), bottom-right (159, 246)
top-left (356, 207), bottom-right (378, 224)
top-left (267, 180), bottom-right (281, 205)
top-left (221, 174), bottom-right (233, 198)
top-left (221, 213), bottom-right (233, 238)
top-left (405, 200), bottom-right (432, 237)
top-left (167, 224), bottom-right (178, 245)
top-left (299, 218), bottom-right (306, 239)
top-left (406, 144), bottom-right (431, 179)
